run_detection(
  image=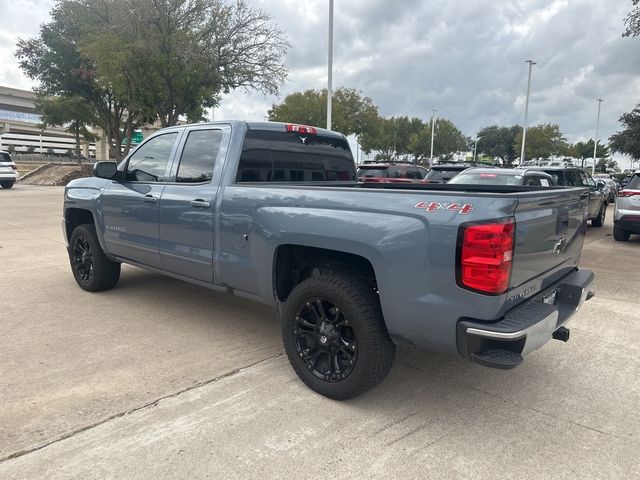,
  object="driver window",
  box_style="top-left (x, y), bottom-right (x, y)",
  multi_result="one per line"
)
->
top-left (125, 133), bottom-right (178, 182)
